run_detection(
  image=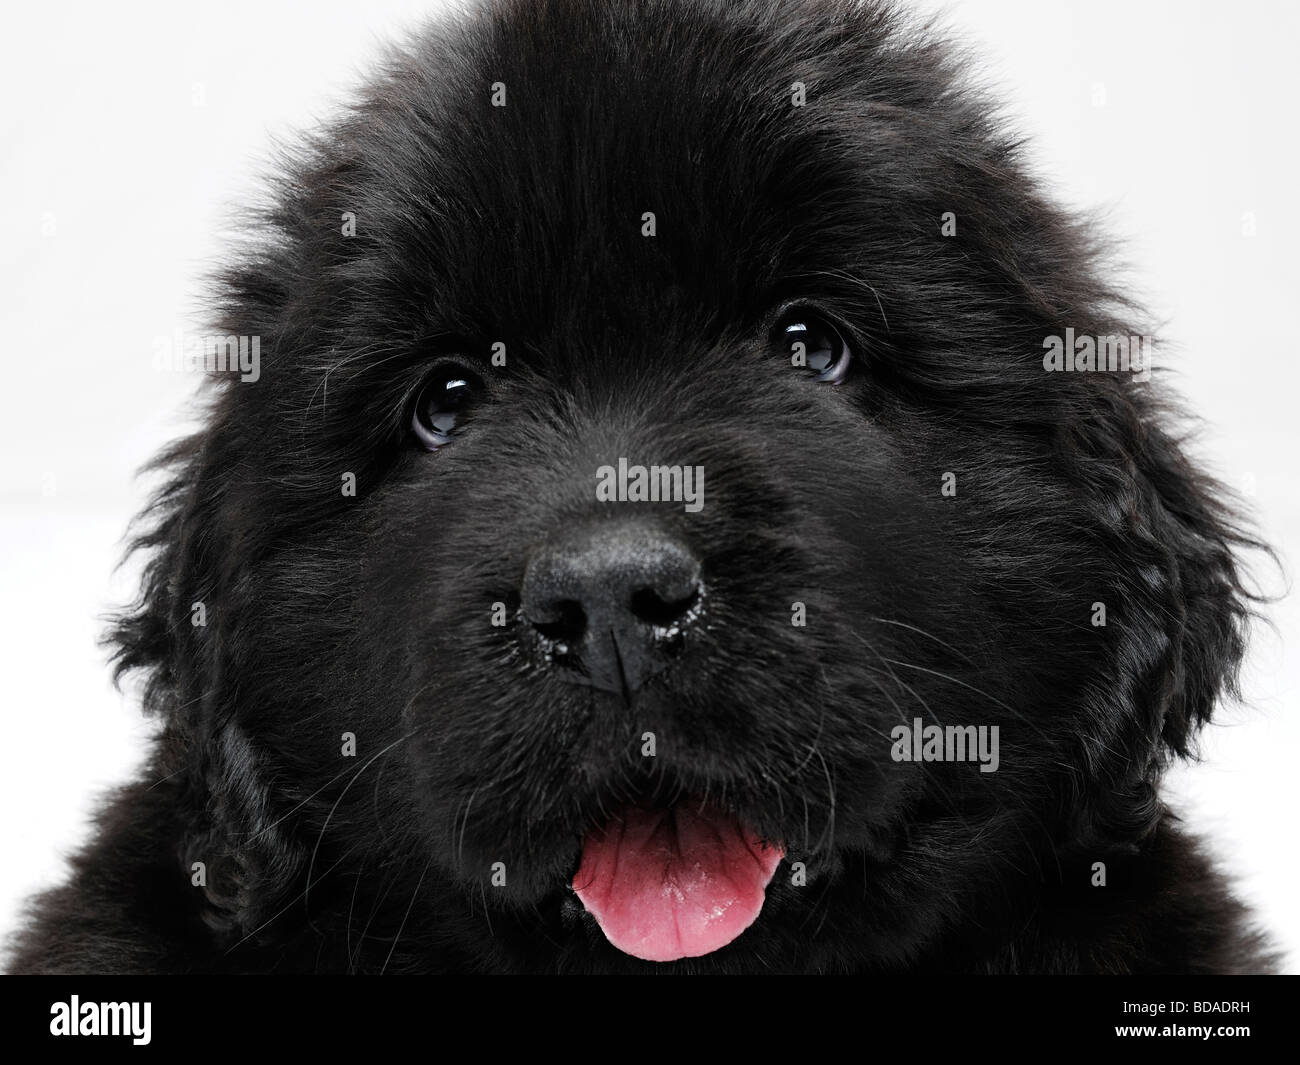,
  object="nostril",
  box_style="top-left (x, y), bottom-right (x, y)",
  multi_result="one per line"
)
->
top-left (629, 584), bottom-right (701, 628)
top-left (530, 598), bottom-right (587, 645)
